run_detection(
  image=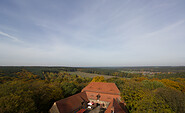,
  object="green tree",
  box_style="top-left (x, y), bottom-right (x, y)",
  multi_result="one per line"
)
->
top-left (155, 88), bottom-right (185, 113)
top-left (142, 80), bottom-right (164, 90)
top-left (134, 93), bottom-right (173, 113)
top-left (60, 82), bottom-right (78, 97)
top-left (121, 80), bottom-right (145, 112)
